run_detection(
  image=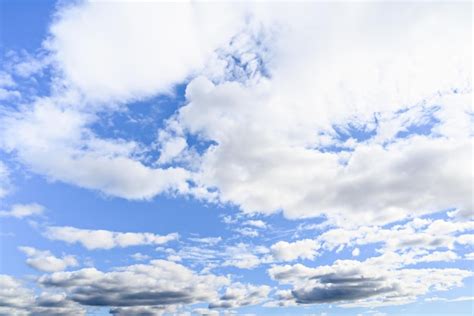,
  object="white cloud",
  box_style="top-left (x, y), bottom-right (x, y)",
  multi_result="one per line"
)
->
top-left (0, 203), bottom-right (44, 219)
top-left (0, 275), bottom-right (85, 316)
top-left (168, 2), bottom-right (471, 225)
top-left (44, 226), bottom-right (178, 250)
top-left (130, 253), bottom-right (151, 262)
top-left (416, 251), bottom-right (459, 263)
top-left (0, 94), bottom-right (194, 200)
top-left (39, 260), bottom-right (229, 310)
top-left (19, 246), bottom-right (78, 273)
top-left (317, 216), bottom-right (473, 254)
top-left (223, 243), bottom-right (267, 269)
top-left (268, 258), bottom-right (472, 307)
top-left (235, 227), bottom-right (259, 238)
top-left (0, 2), bottom-right (470, 228)
top-left (188, 236), bottom-right (222, 245)
top-left (351, 248), bottom-right (360, 257)
top-left (426, 296), bottom-right (474, 303)
top-left (464, 252), bottom-right (474, 260)
top-left (270, 239), bottom-right (320, 262)
top-left (244, 220), bottom-right (267, 229)
top-left (209, 283), bottom-right (271, 309)
top-left (47, 1), bottom-right (245, 103)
